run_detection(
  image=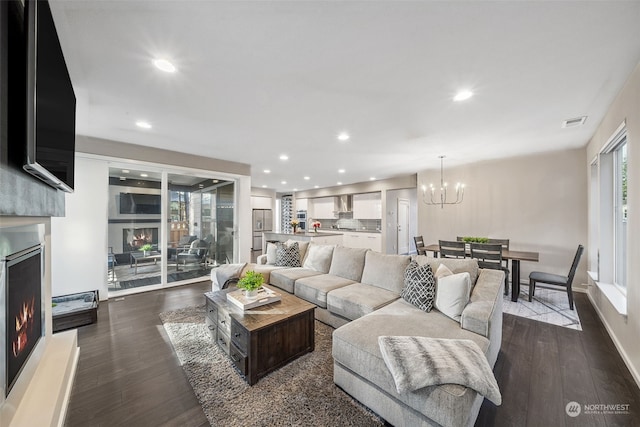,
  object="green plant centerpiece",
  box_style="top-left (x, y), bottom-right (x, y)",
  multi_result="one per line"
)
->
top-left (139, 243), bottom-right (153, 256)
top-left (237, 270), bottom-right (265, 299)
top-left (461, 236), bottom-right (489, 243)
